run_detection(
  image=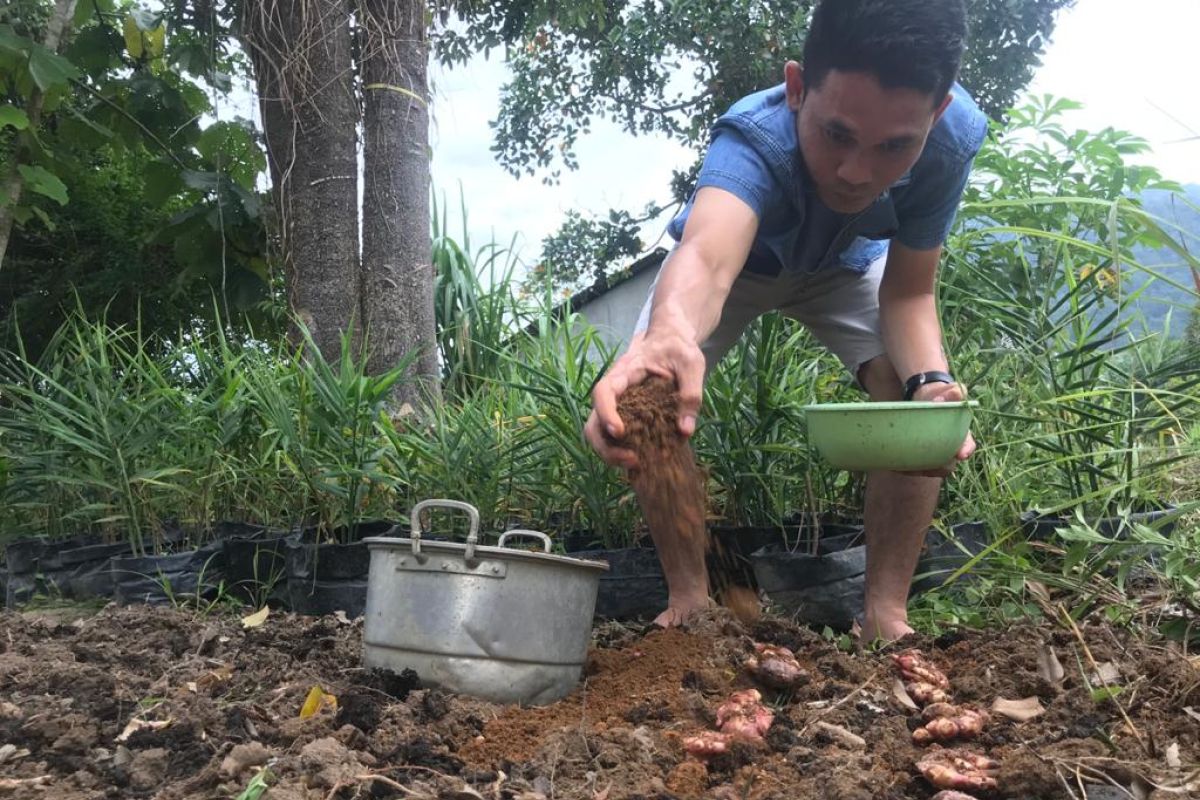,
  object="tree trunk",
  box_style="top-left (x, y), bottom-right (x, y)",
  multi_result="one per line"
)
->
top-left (241, 0), bottom-right (360, 360)
top-left (358, 0), bottom-right (438, 406)
top-left (0, 0), bottom-right (78, 270)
